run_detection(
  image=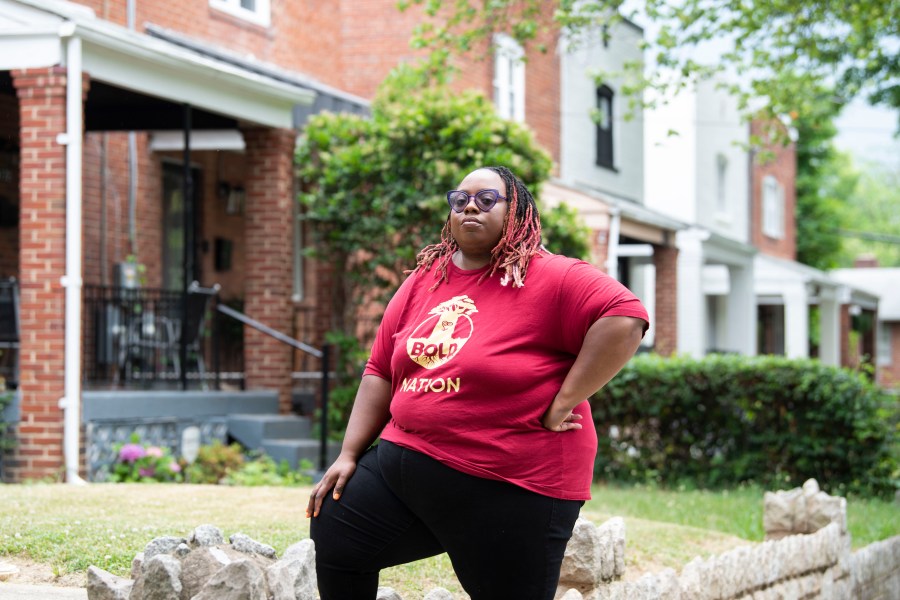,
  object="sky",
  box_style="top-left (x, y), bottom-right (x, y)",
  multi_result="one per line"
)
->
top-left (833, 100), bottom-right (899, 171)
